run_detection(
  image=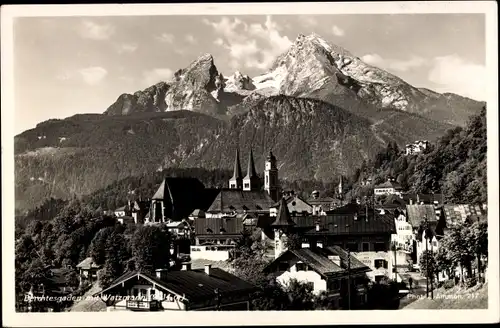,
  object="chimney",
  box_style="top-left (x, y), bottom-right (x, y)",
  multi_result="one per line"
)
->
top-left (328, 255), bottom-right (341, 267)
top-left (156, 268), bottom-right (168, 280)
top-left (181, 262), bottom-right (191, 271)
top-left (204, 264), bottom-right (212, 275)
